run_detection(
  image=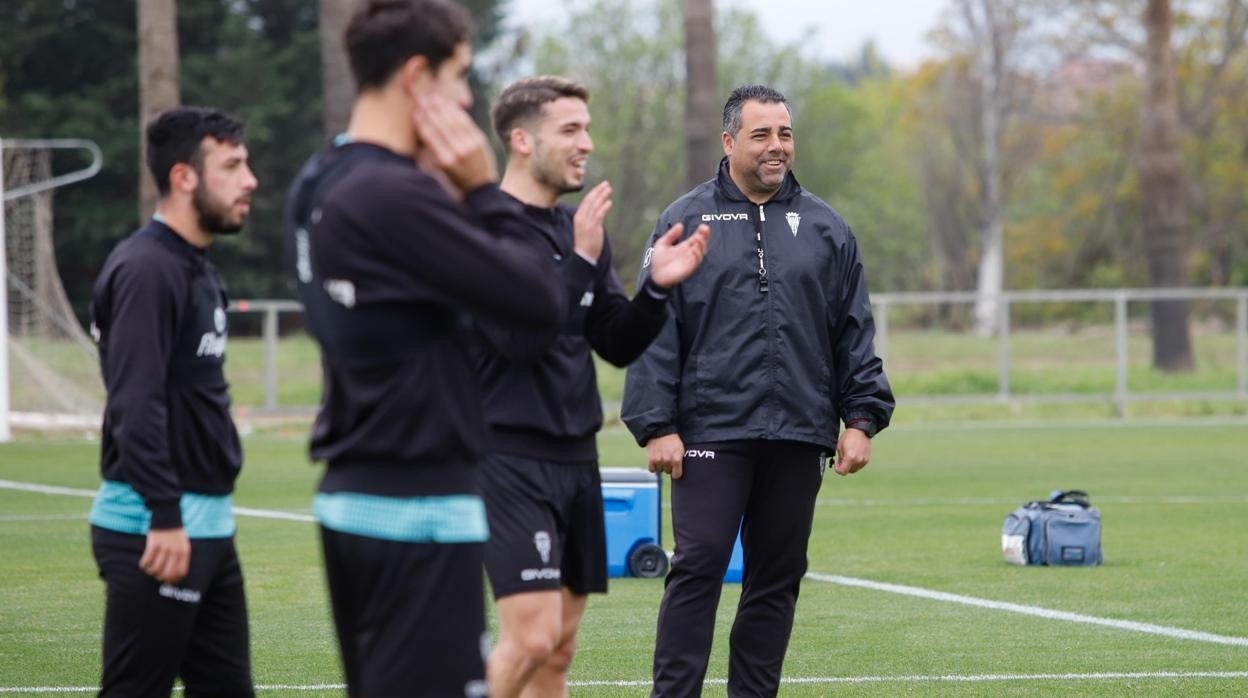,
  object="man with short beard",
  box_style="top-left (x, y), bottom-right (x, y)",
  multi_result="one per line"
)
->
top-left (623, 85), bottom-right (895, 696)
top-left (477, 75), bottom-right (709, 697)
top-left (88, 106), bottom-right (258, 697)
